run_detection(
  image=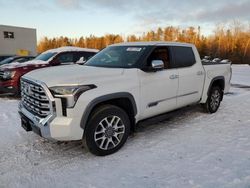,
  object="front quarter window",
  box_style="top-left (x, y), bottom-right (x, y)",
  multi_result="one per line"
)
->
top-left (85, 46), bottom-right (148, 68)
